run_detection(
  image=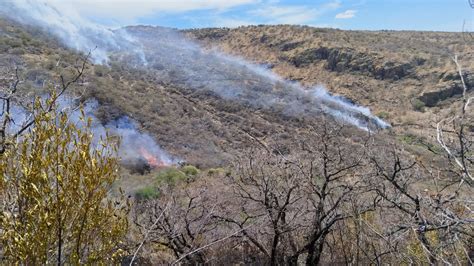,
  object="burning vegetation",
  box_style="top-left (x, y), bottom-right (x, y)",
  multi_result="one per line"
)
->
top-left (123, 147), bottom-right (171, 175)
top-left (103, 116), bottom-right (176, 174)
top-left (138, 147), bottom-right (168, 168)
top-left (0, 1), bottom-right (472, 264)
